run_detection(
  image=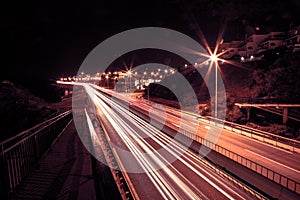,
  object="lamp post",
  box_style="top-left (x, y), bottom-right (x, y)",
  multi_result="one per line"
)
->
top-left (210, 54), bottom-right (218, 118)
top-left (126, 70), bottom-right (132, 93)
top-left (113, 76), bottom-right (117, 88)
top-left (148, 83), bottom-right (150, 101)
top-left (215, 62), bottom-right (218, 118)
